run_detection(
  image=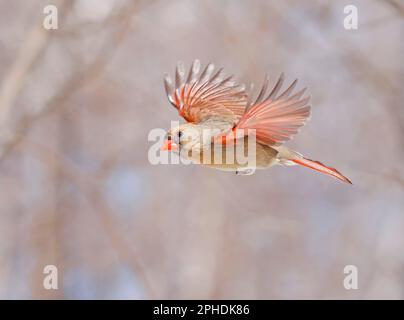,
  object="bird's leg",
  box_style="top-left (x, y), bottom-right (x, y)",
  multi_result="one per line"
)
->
top-left (235, 168), bottom-right (256, 175)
